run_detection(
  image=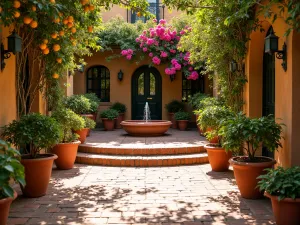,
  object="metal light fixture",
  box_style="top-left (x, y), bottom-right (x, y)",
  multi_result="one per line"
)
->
top-left (118, 70), bottom-right (124, 81)
top-left (229, 60), bottom-right (238, 73)
top-left (1, 30), bottom-right (22, 71)
top-left (264, 29), bottom-right (287, 71)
